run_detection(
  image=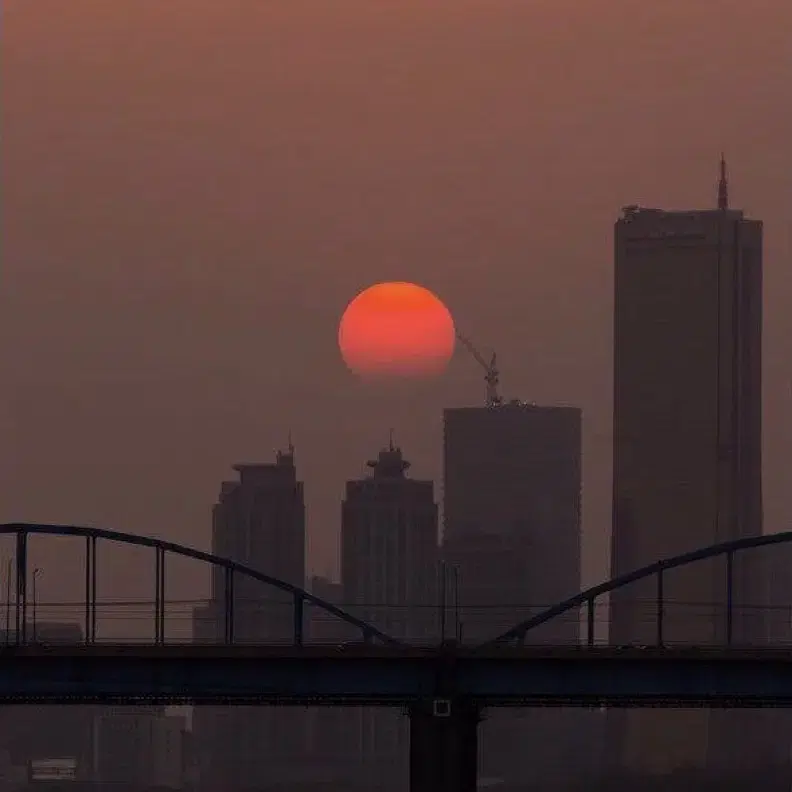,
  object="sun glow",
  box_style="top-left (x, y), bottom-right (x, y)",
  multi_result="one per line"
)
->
top-left (338, 282), bottom-right (456, 379)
